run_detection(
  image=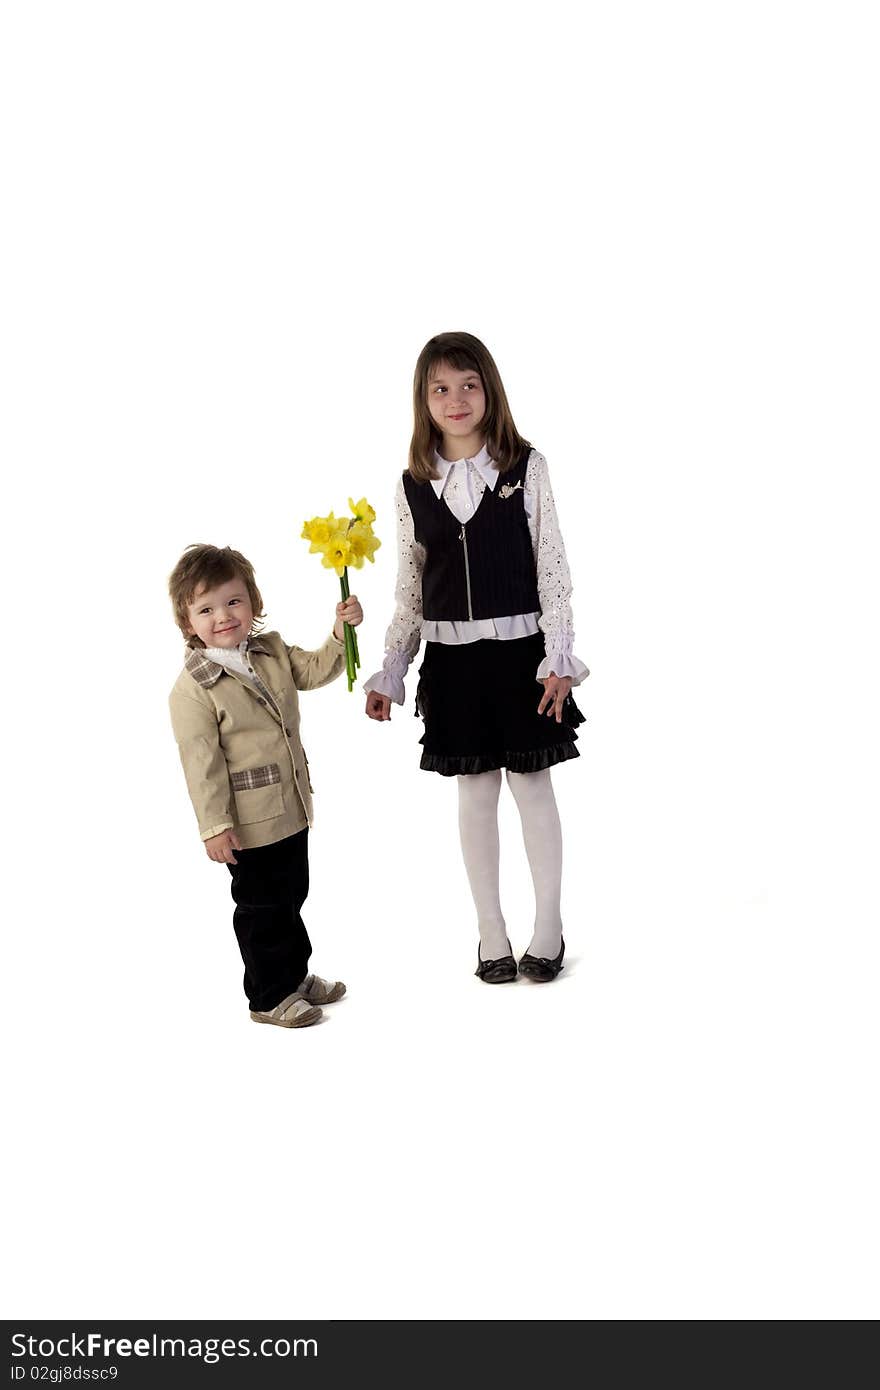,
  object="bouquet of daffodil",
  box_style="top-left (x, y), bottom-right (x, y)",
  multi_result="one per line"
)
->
top-left (301, 498), bottom-right (381, 691)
